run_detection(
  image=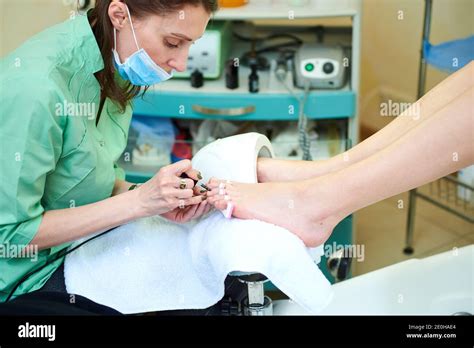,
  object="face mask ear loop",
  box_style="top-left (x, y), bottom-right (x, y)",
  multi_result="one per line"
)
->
top-left (125, 4), bottom-right (140, 51)
top-left (113, 27), bottom-right (117, 51)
